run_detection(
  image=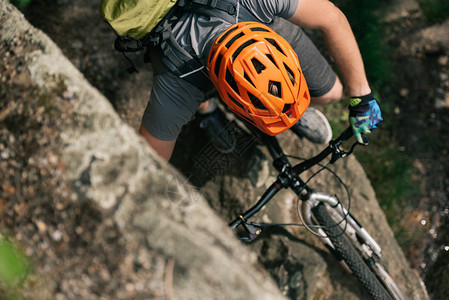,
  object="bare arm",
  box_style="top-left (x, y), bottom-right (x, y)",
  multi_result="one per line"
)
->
top-left (288, 0), bottom-right (371, 97)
